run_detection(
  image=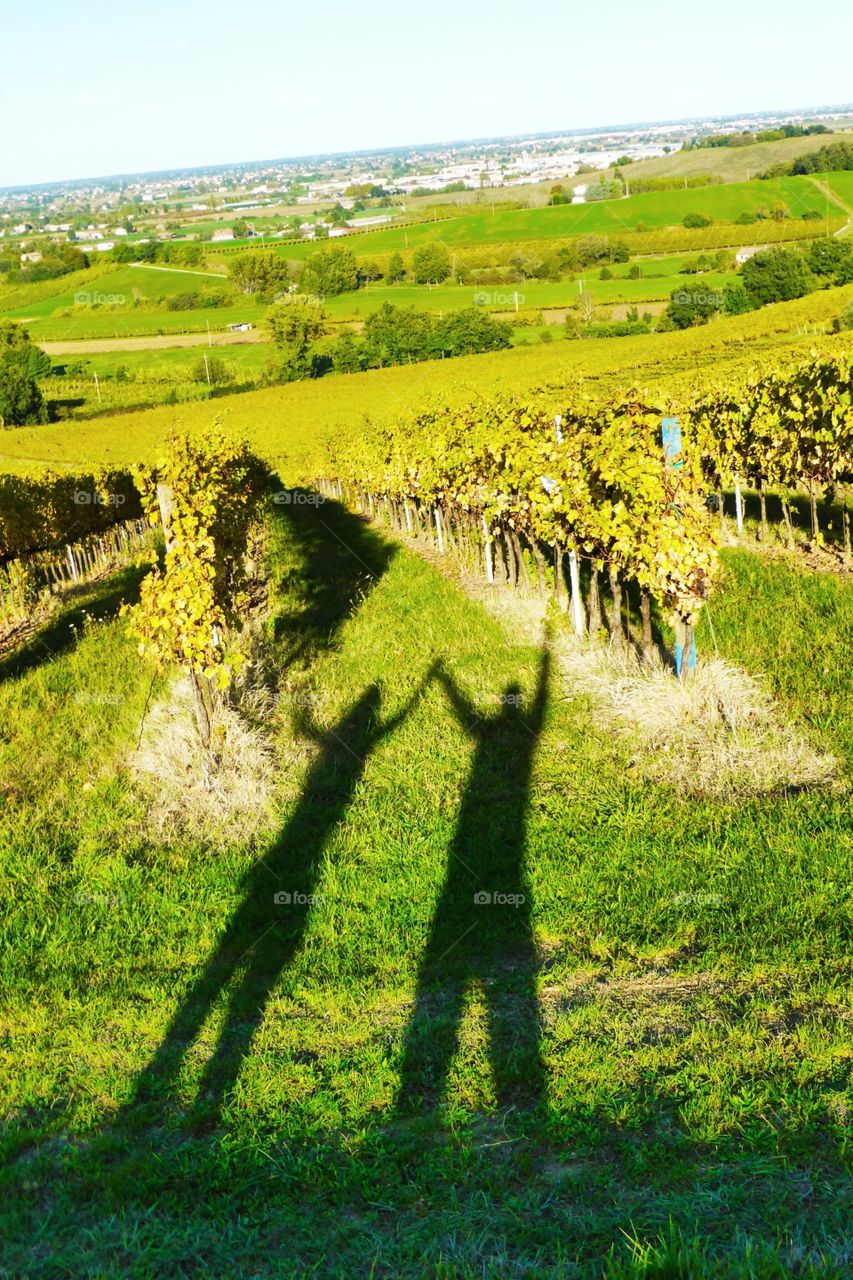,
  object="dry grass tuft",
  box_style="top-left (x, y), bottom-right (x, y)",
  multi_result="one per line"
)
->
top-left (130, 660), bottom-right (280, 844)
top-left (554, 642), bottom-right (840, 798)
top-left (473, 588), bottom-right (839, 798)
